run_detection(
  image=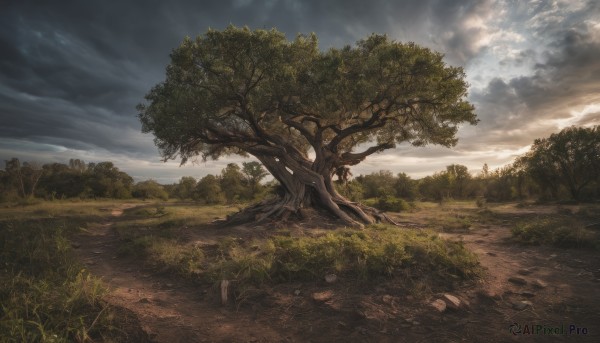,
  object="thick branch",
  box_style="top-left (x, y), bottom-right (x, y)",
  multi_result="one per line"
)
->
top-left (339, 142), bottom-right (395, 166)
